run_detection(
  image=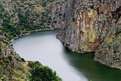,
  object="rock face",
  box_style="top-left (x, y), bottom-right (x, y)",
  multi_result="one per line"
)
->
top-left (58, 0), bottom-right (121, 53)
top-left (57, 0), bottom-right (121, 69)
top-left (1, 1), bottom-right (121, 80)
top-left (94, 17), bottom-right (121, 69)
